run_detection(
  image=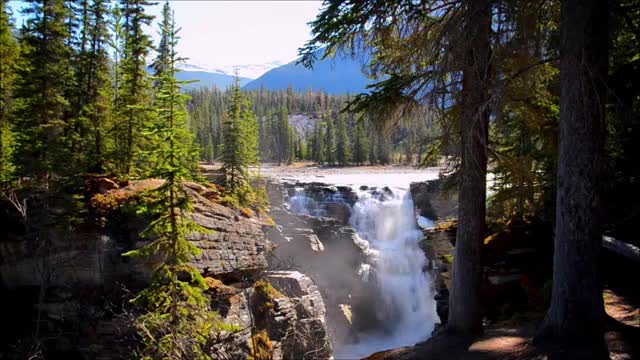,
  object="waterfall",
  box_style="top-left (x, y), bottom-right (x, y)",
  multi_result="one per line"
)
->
top-left (339, 189), bottom-right (437, 358)
top-left (287, 185), bottom-right (437, 358)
